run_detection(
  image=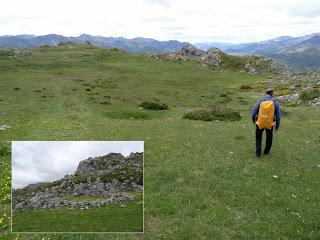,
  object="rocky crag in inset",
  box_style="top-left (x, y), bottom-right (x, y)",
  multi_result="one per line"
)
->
top-left (13, 152), bottom-right (143, 210)
top-left (154, 45), bottom-right (293, 75)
